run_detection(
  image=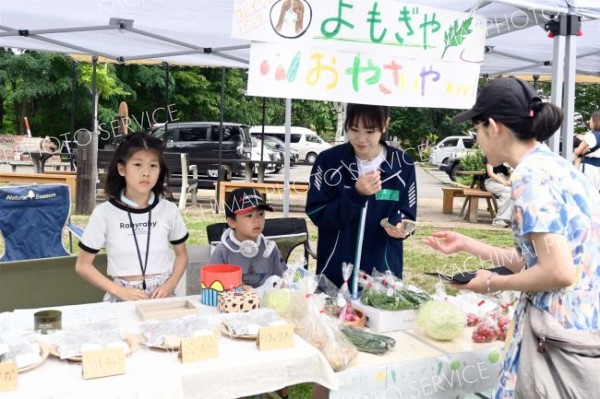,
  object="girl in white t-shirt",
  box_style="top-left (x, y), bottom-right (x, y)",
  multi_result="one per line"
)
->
top-left (76, 133), bottom-right (189, 302)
